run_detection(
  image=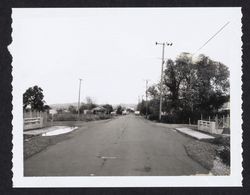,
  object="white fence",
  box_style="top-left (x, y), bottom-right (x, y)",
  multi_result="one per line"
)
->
top-left (198, 120), bottom-right (223, 134)
top-left (23, 111), bottom-right (48, 131)
top-left (23, 117), bottom-right (44, 130)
